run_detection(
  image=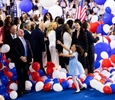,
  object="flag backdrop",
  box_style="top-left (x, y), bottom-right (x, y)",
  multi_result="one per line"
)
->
top-left (74, 0), bottom-right (86, 22)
